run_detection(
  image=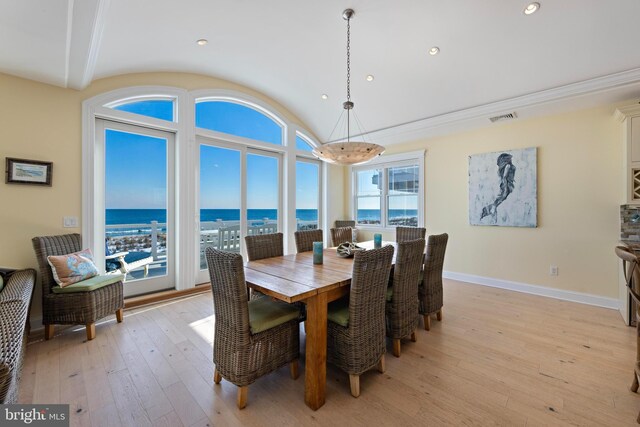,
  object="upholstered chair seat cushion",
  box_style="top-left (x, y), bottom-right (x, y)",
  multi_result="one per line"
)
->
top-left (327, 297), bottom-right (350, 327)
top-left (52, 274), bottom-right (125, 294)
top-left (248, 297), bottom-right (300, 334)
